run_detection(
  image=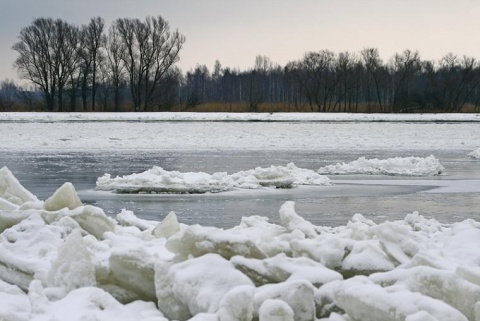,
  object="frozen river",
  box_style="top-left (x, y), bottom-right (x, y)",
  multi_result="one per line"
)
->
top-left (2, 113), bottom-right (480, 320)
top-left (1, 113), bottom-right (479, 227)
top-left (2, 148), bottom-right (479, 228)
